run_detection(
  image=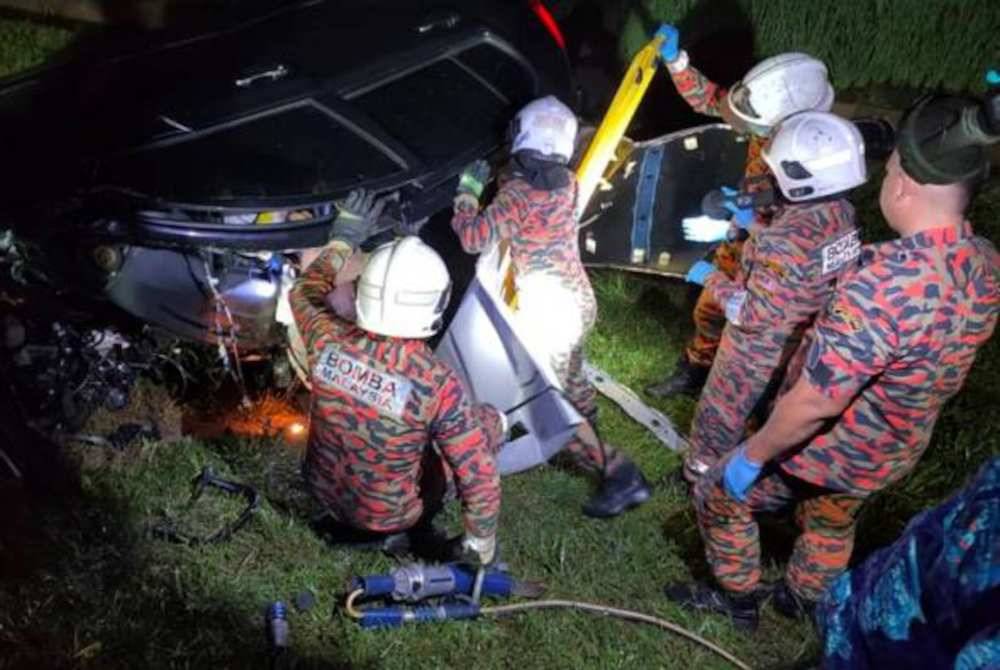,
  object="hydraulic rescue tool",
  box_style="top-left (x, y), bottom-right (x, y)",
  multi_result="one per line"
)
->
top-left (344, 562), bottom-right (751, 669)
top-left (346, 562), bottom-right (544, 629)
